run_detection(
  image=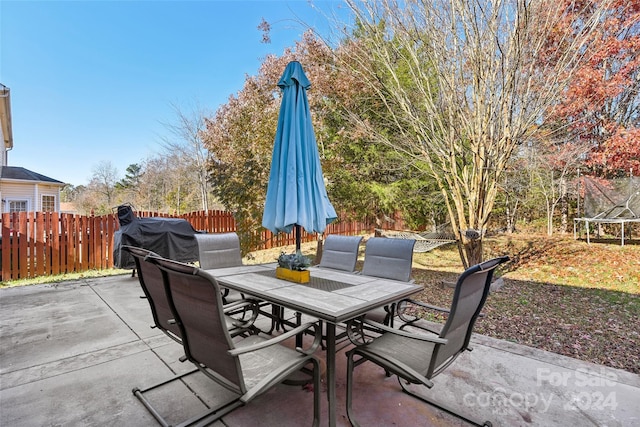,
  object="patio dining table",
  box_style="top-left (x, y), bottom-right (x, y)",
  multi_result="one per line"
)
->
top-left (205, 263), bottom-right (423, 427)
